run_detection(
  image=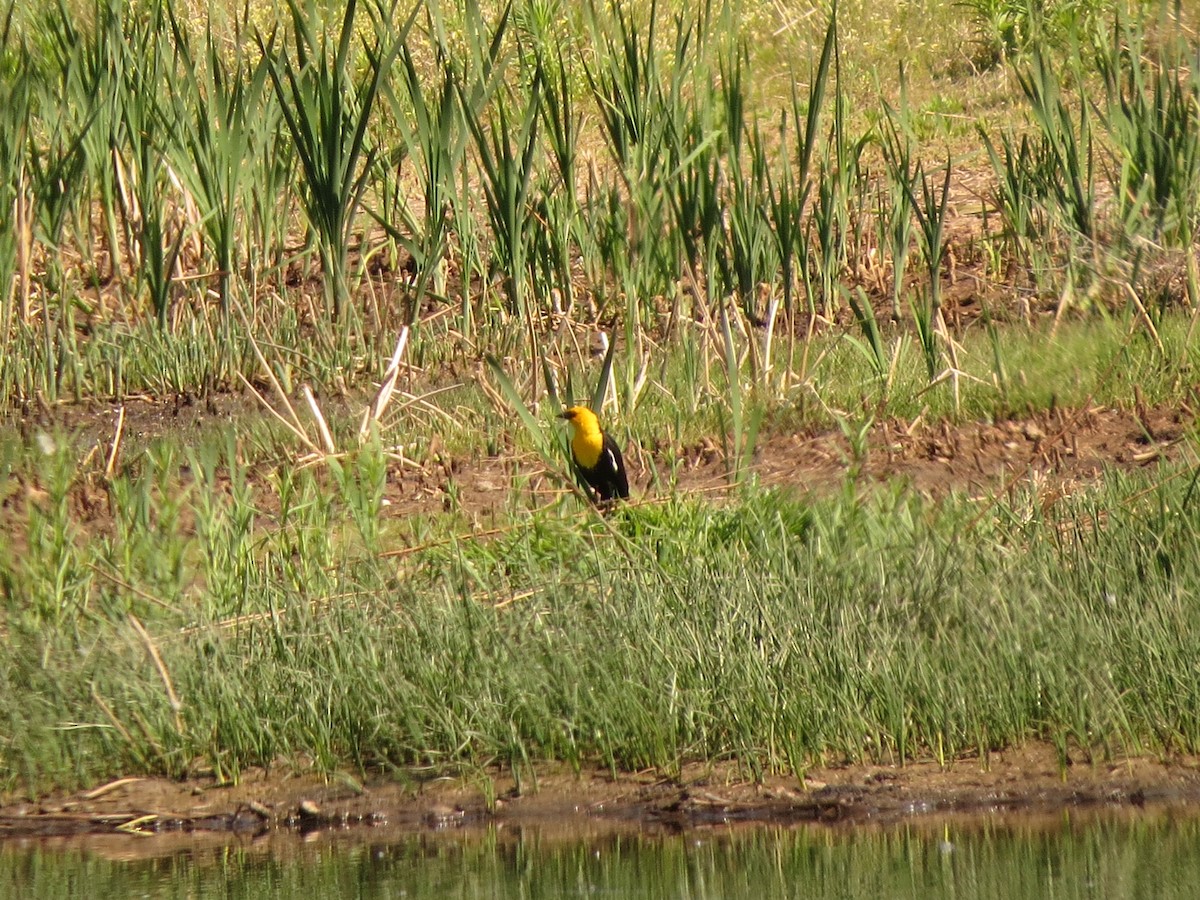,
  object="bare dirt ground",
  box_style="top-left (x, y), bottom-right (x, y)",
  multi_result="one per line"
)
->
top-left (5, 388), bottom-right (1189, 529)
top-left (4, 744), bottom-right (1200, 849)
